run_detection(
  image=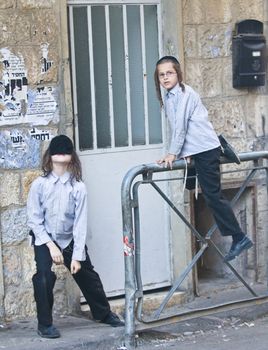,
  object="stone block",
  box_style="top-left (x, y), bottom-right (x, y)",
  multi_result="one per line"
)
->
top-left (233, 0), bottom-right (265, 22)
top-left (84, 291), bottom-right (187, 316)
top-left (0, 12), bottom-right (31, 45)
top-left (0, 172), bottom-right (20, 207)
top-left (184, 25), bottom-right (197, 58)
top-left (0, 130), bottom-right (41, 170)
top-left (15, 45), bottom-right (59, 85)
top-left (2, 245), bottom-right (22, 286)
top-left (18, 0), bottom-right (55, 9)
top-left (197, 24), bottom-right (232, 58)
top-left (184, 60), bottom-right (203, 93)
top-left (0, 6), bottom-right (60, 45)
top-left (204, 97), bottom-right (246, 137)
top-left (64, 95), bottom-right (75, 125)
top-left (254, 183), bottom-right (268, 279)
top-left (52, 263), bottom-right (69, 280)
top-left (53, 278), bottom-right (68, 316)
top-left (4, 286), bottom-right (35, 320)
top-left (21, 244), bottom-right (35, 284)
top-left (0, 0), bottom-right (15, 9)
top-left (65, 275), bottom-right (81, 315)
top-left (183, 0), bottom-right (205, 24)
top-left (1, 207), bottom-right (28, 245)
top-left (185, 59), bottom-right (222, 98)
top-left (21, 170), bottom-right (41, 204)
top-left (183, 0), bottom-right (232, 24)
top-left (265, 0), bottom-right (268, 21)
top-left (244, 95), bottom-right (268, 138)
top-left (31, 10), bottom-right (59, 46)
top-left (203, 0), bottom-right (232, 23)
